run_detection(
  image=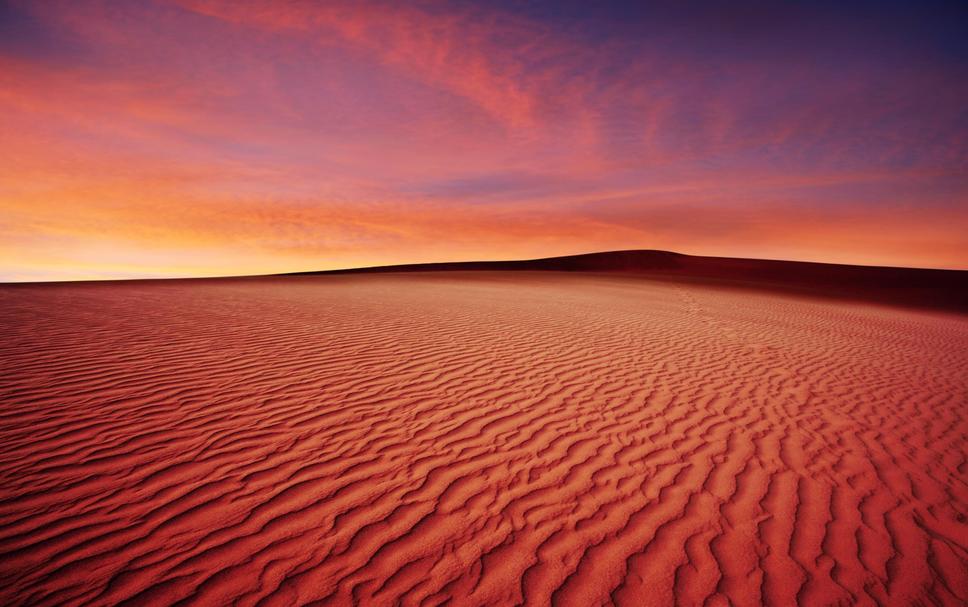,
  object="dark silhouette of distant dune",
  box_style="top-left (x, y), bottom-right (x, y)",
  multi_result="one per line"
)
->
top-left (6, 250), bottom-right (965, 312)
top-left (291, 250), bottom-right (968, 312)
